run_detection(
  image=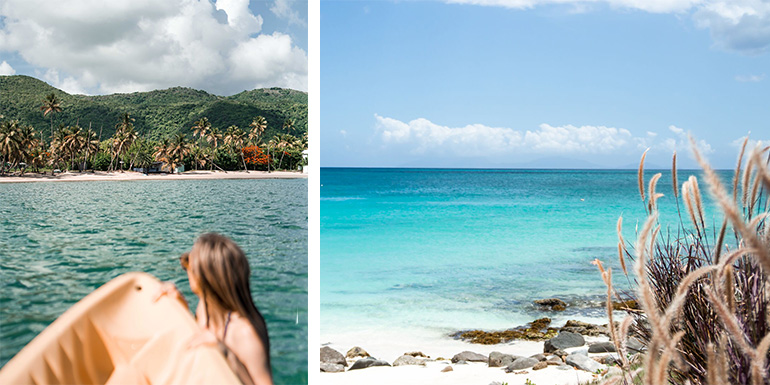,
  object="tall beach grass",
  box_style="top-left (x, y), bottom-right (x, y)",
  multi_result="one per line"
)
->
top-left (597, 137), bottom-right (770, 385)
